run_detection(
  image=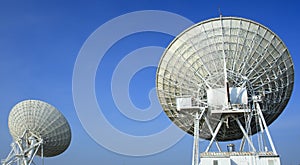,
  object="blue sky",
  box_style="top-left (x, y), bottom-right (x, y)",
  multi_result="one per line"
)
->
top-left (0, 1), bottom-right (299, 165)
